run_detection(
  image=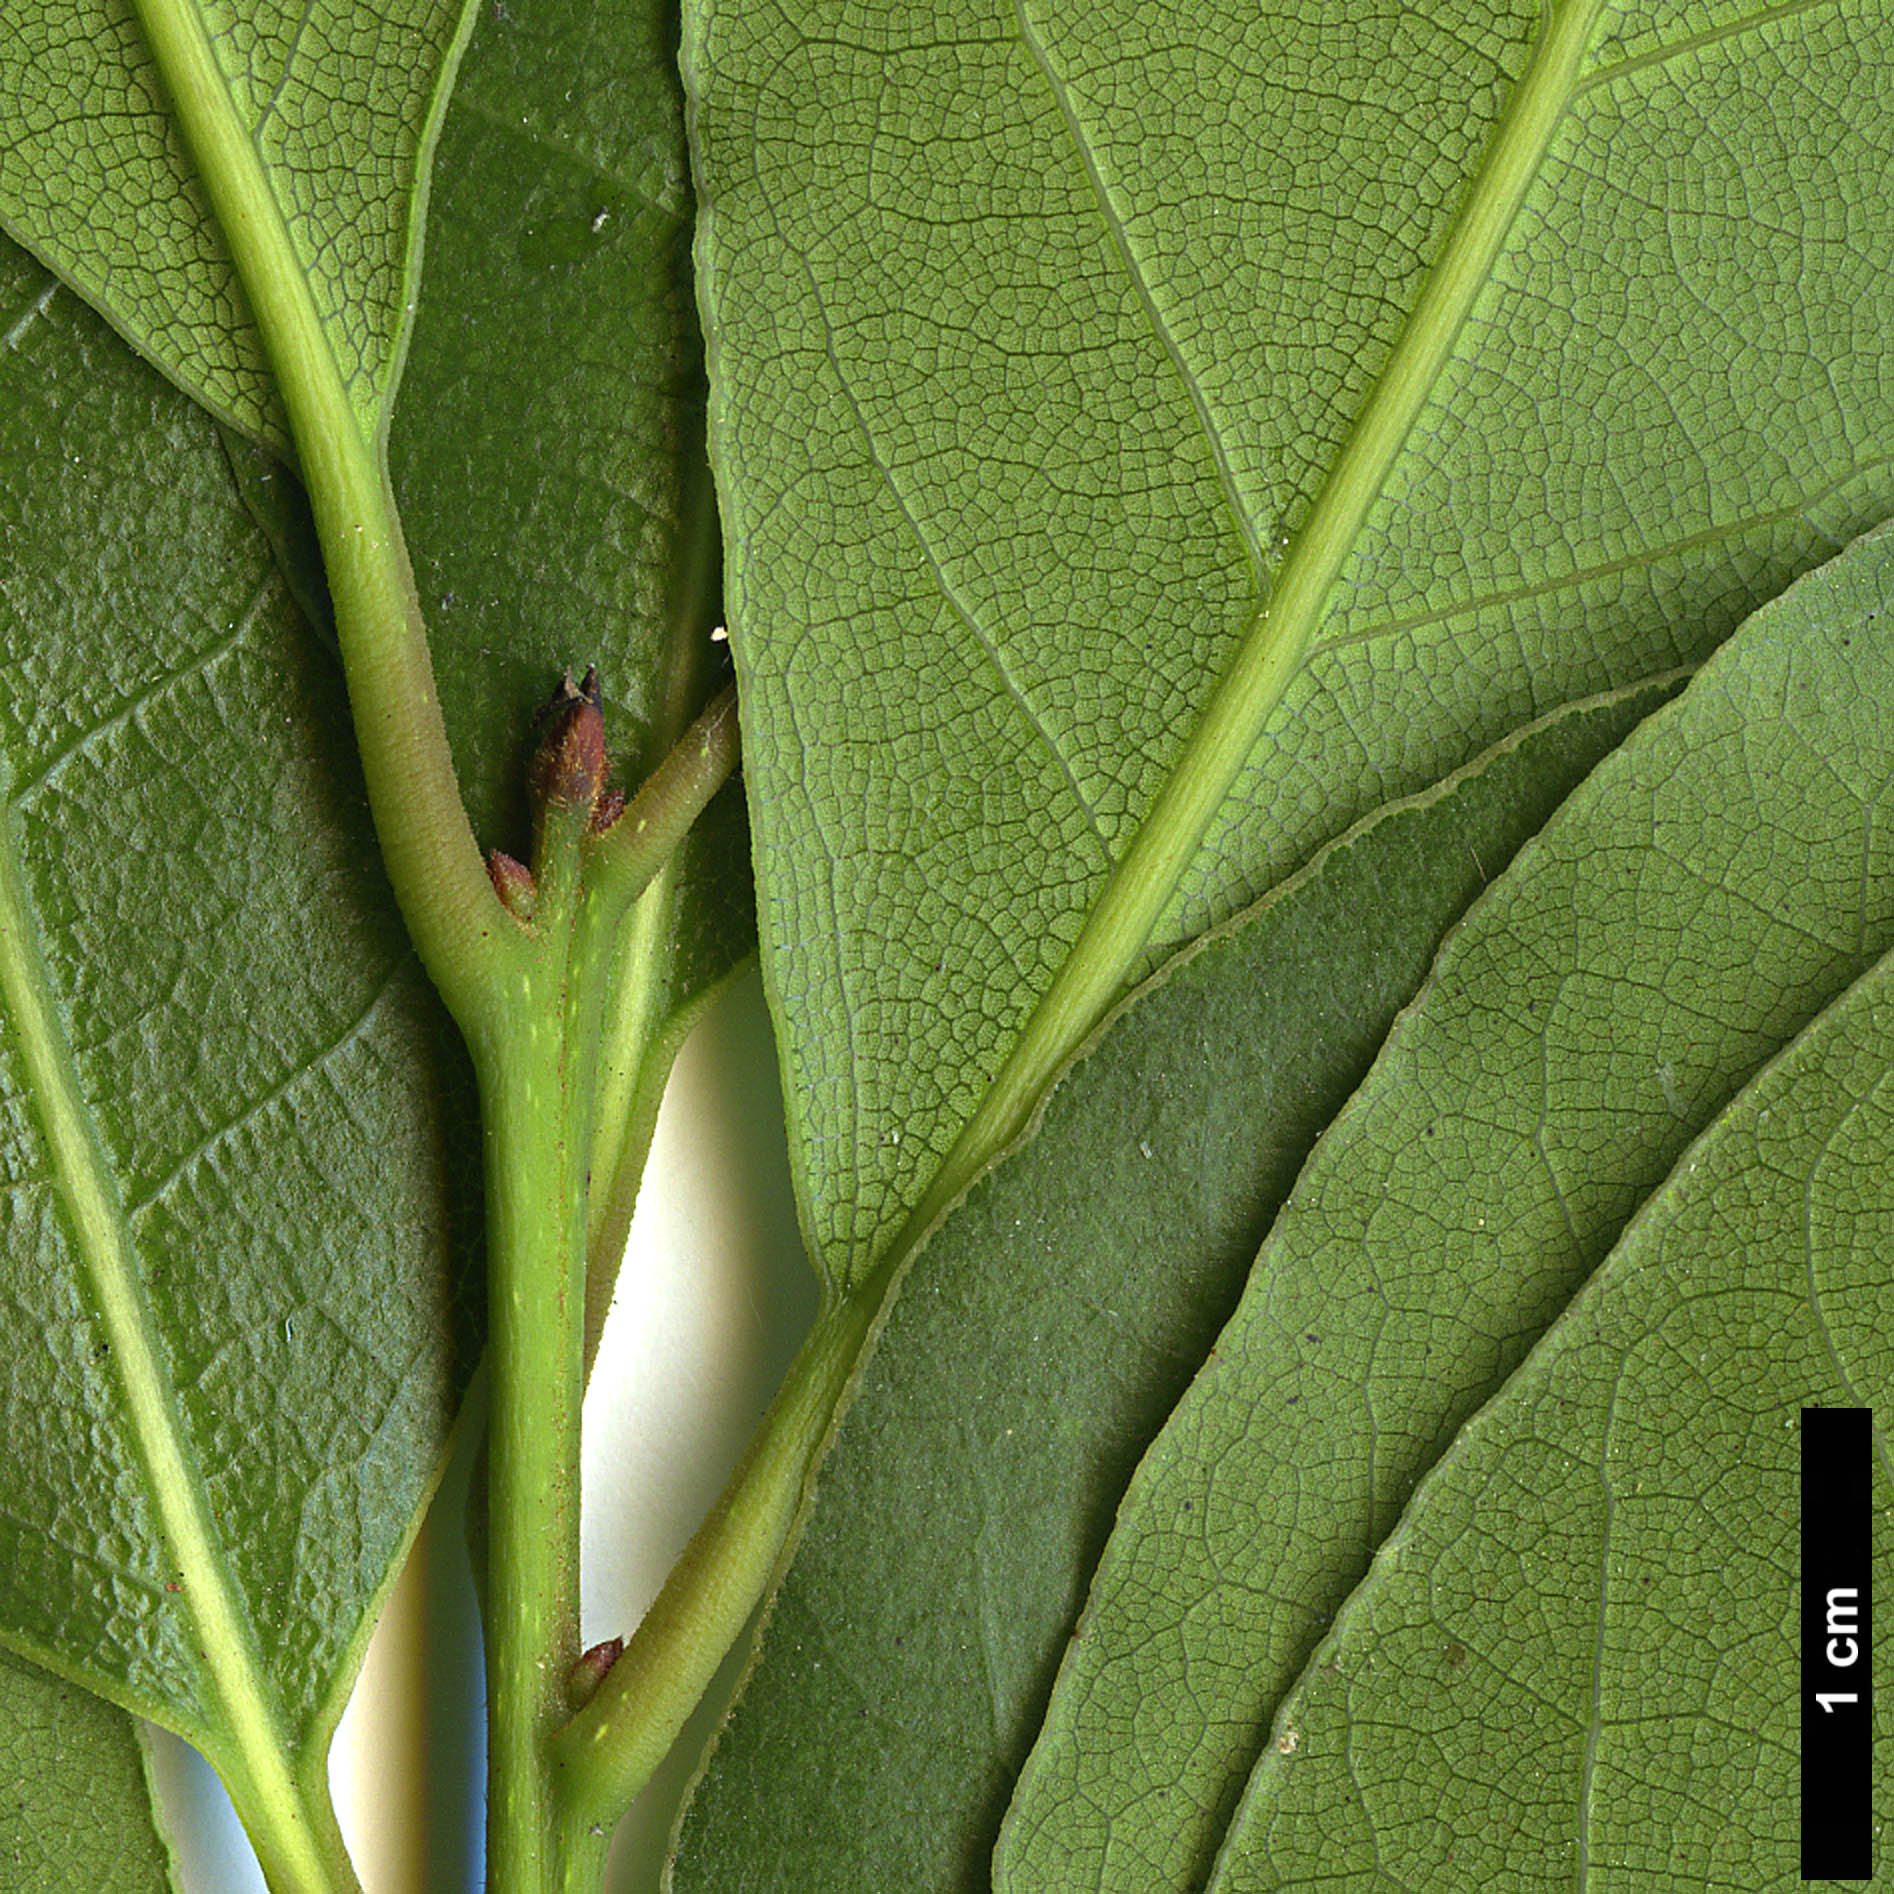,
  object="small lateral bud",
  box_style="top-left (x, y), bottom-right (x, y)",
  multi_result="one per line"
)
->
top-left (488, 850), bottom-right (537, 922)
top-left (567, 1635), bottom-right (624, 1710)
top-left (589, 787), bottom-right (626, 835)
